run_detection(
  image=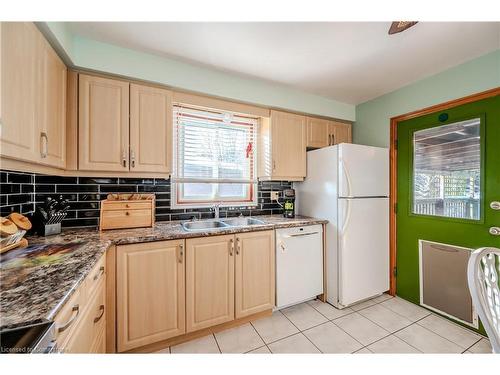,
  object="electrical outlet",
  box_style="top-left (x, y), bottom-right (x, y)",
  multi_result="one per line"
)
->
top-left (270, 191), bottom-right (280, 201)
